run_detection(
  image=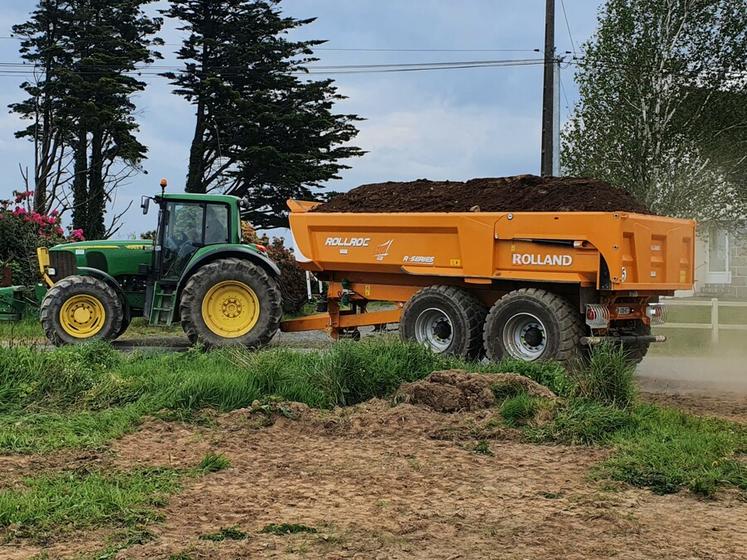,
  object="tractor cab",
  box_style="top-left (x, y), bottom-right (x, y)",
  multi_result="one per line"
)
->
top-left (140, 190), bottom-right (254, 326)
top-left (144, 193), bottom-right (240, 282)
